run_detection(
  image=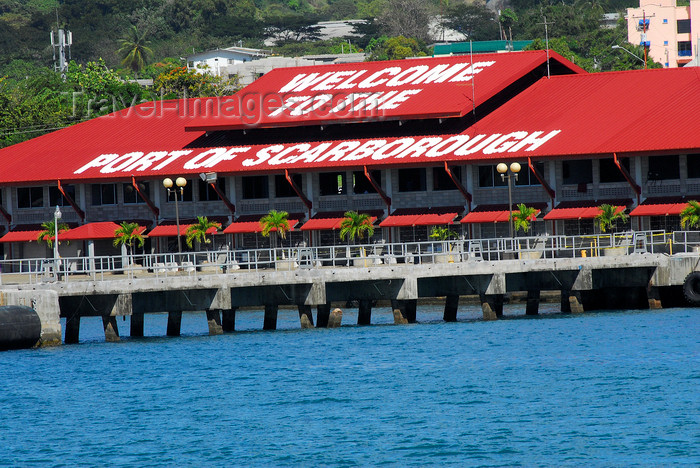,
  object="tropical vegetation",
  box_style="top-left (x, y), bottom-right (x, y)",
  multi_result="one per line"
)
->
top-left (339, 211), bottom-right (375, 244)
top-left (512, 204), bottom-right (538, 233)
top-left (429, 226), bottom-right (458, 241)
top-left (595, 204), bottom-right (628, 233)
top-left (260, 210), bottom-right (290, 248)
top-left (37, 219), bottom-right (69, 248)
top-left (117, 26), bottom-right (153, 78)
top-left (185, 216), bottom-right (221, 249)
top-left (680, 200), bottom-right (700, 229)
top-left (113, 222), bottom-right (145, 264)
